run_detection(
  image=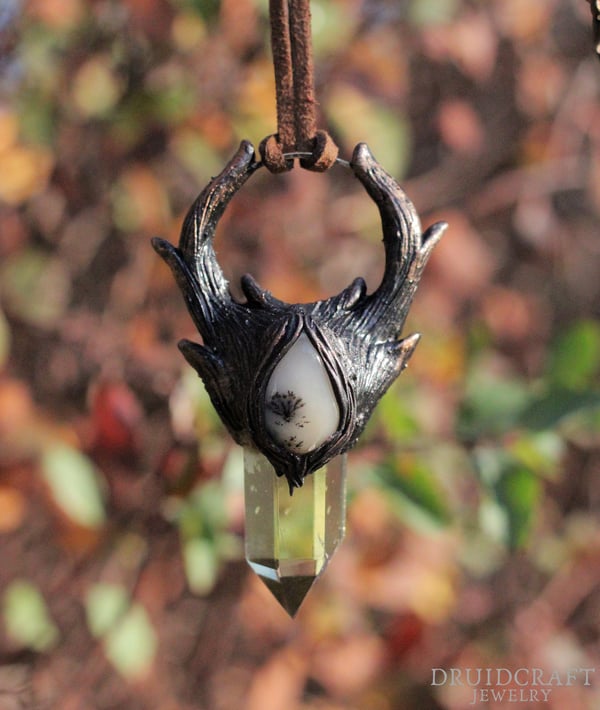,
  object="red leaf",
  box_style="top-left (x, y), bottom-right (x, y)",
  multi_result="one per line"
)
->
top-left (89, 380), bottom-right (142, 461)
